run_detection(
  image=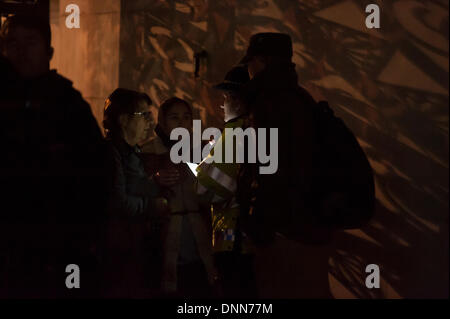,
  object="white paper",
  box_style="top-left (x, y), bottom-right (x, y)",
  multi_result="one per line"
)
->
top-left (186, 162), bottom-right (199, 177)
